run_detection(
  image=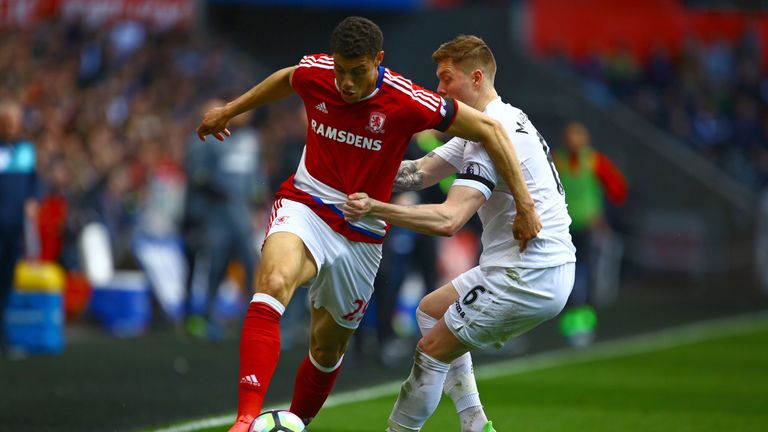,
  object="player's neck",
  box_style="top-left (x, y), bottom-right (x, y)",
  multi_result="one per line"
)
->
top-left (361, 82), bottom-right (377, 99)
top-left (362, 67), bottom-right (382, 99)
top-left (474, 88), bottom-right (498, 112)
